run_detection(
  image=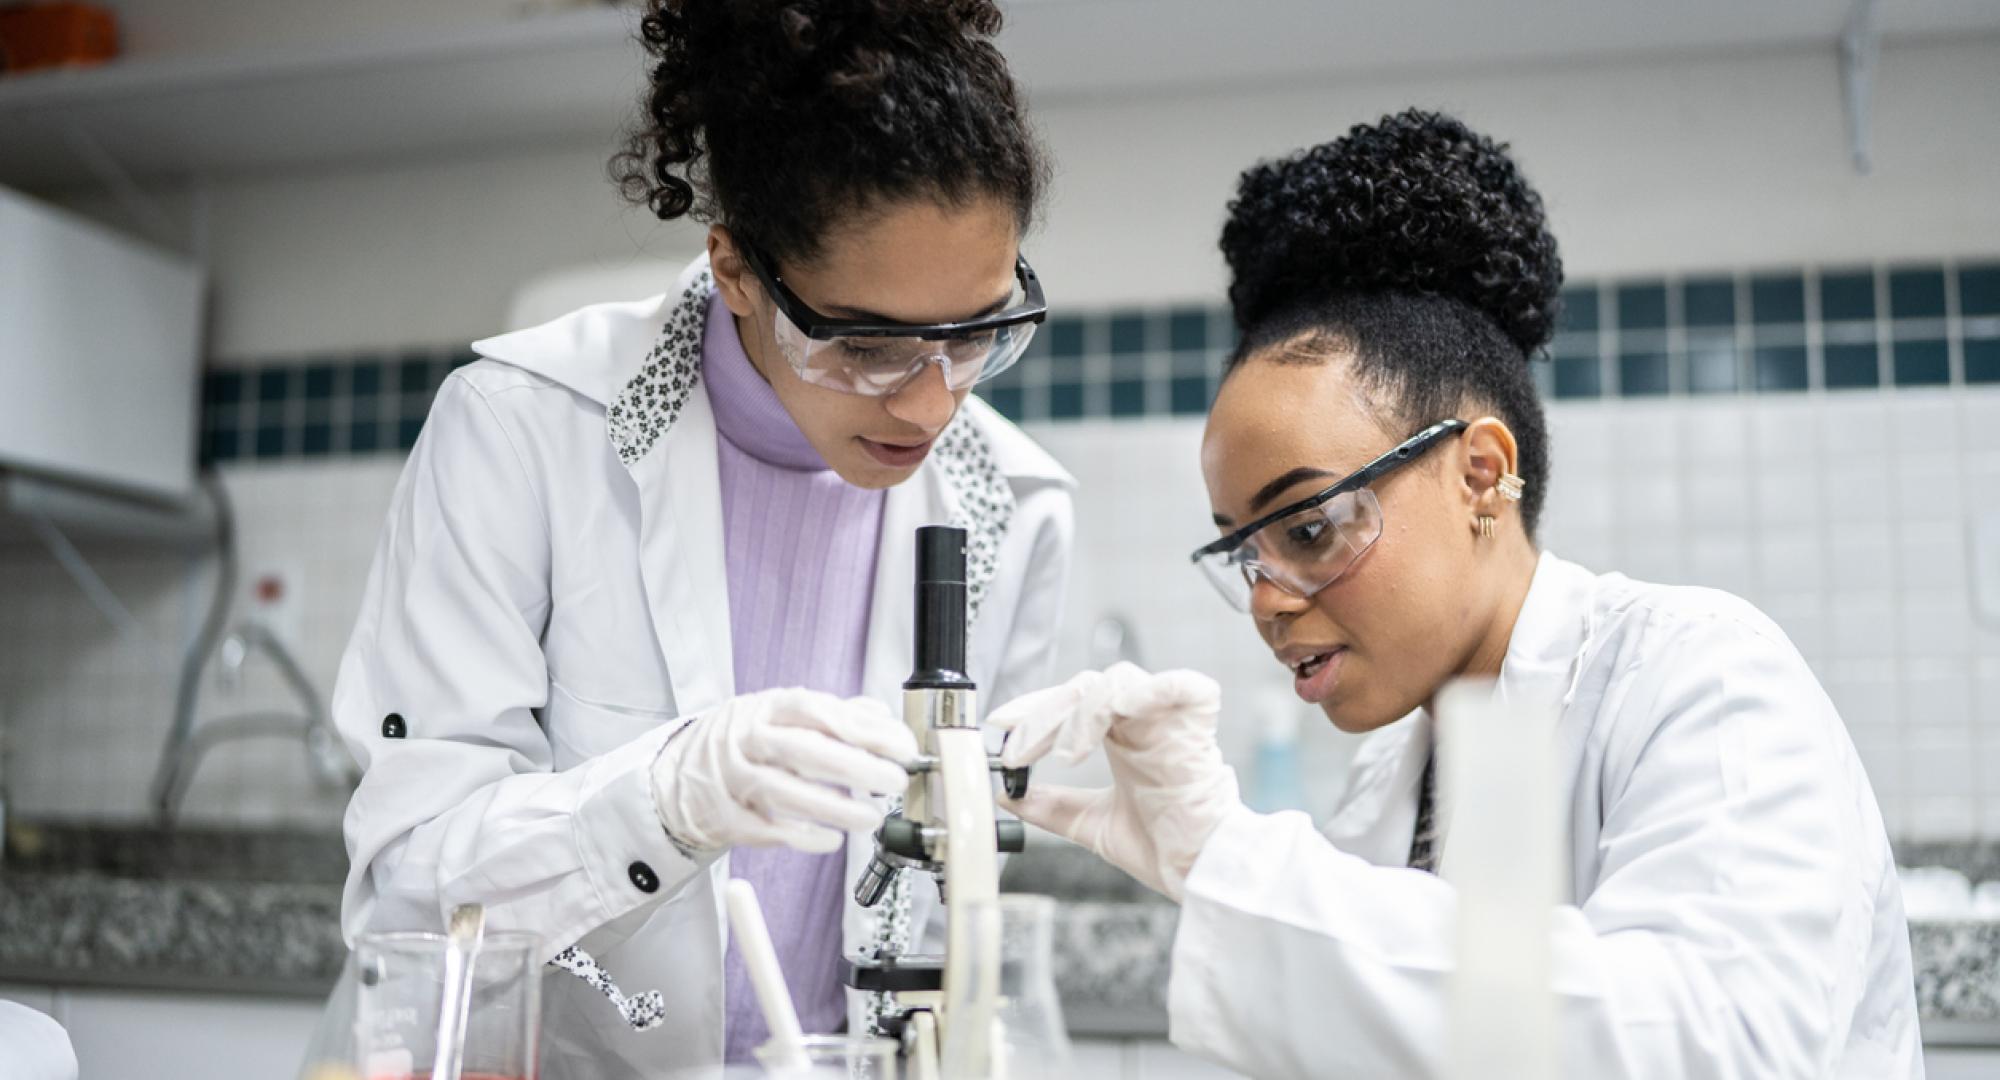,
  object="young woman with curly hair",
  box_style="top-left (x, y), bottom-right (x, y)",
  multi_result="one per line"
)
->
top-left (326, 3), bottom-right (1073, 1074)
top-left (994, 110), bottom-right (1919, 1078)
